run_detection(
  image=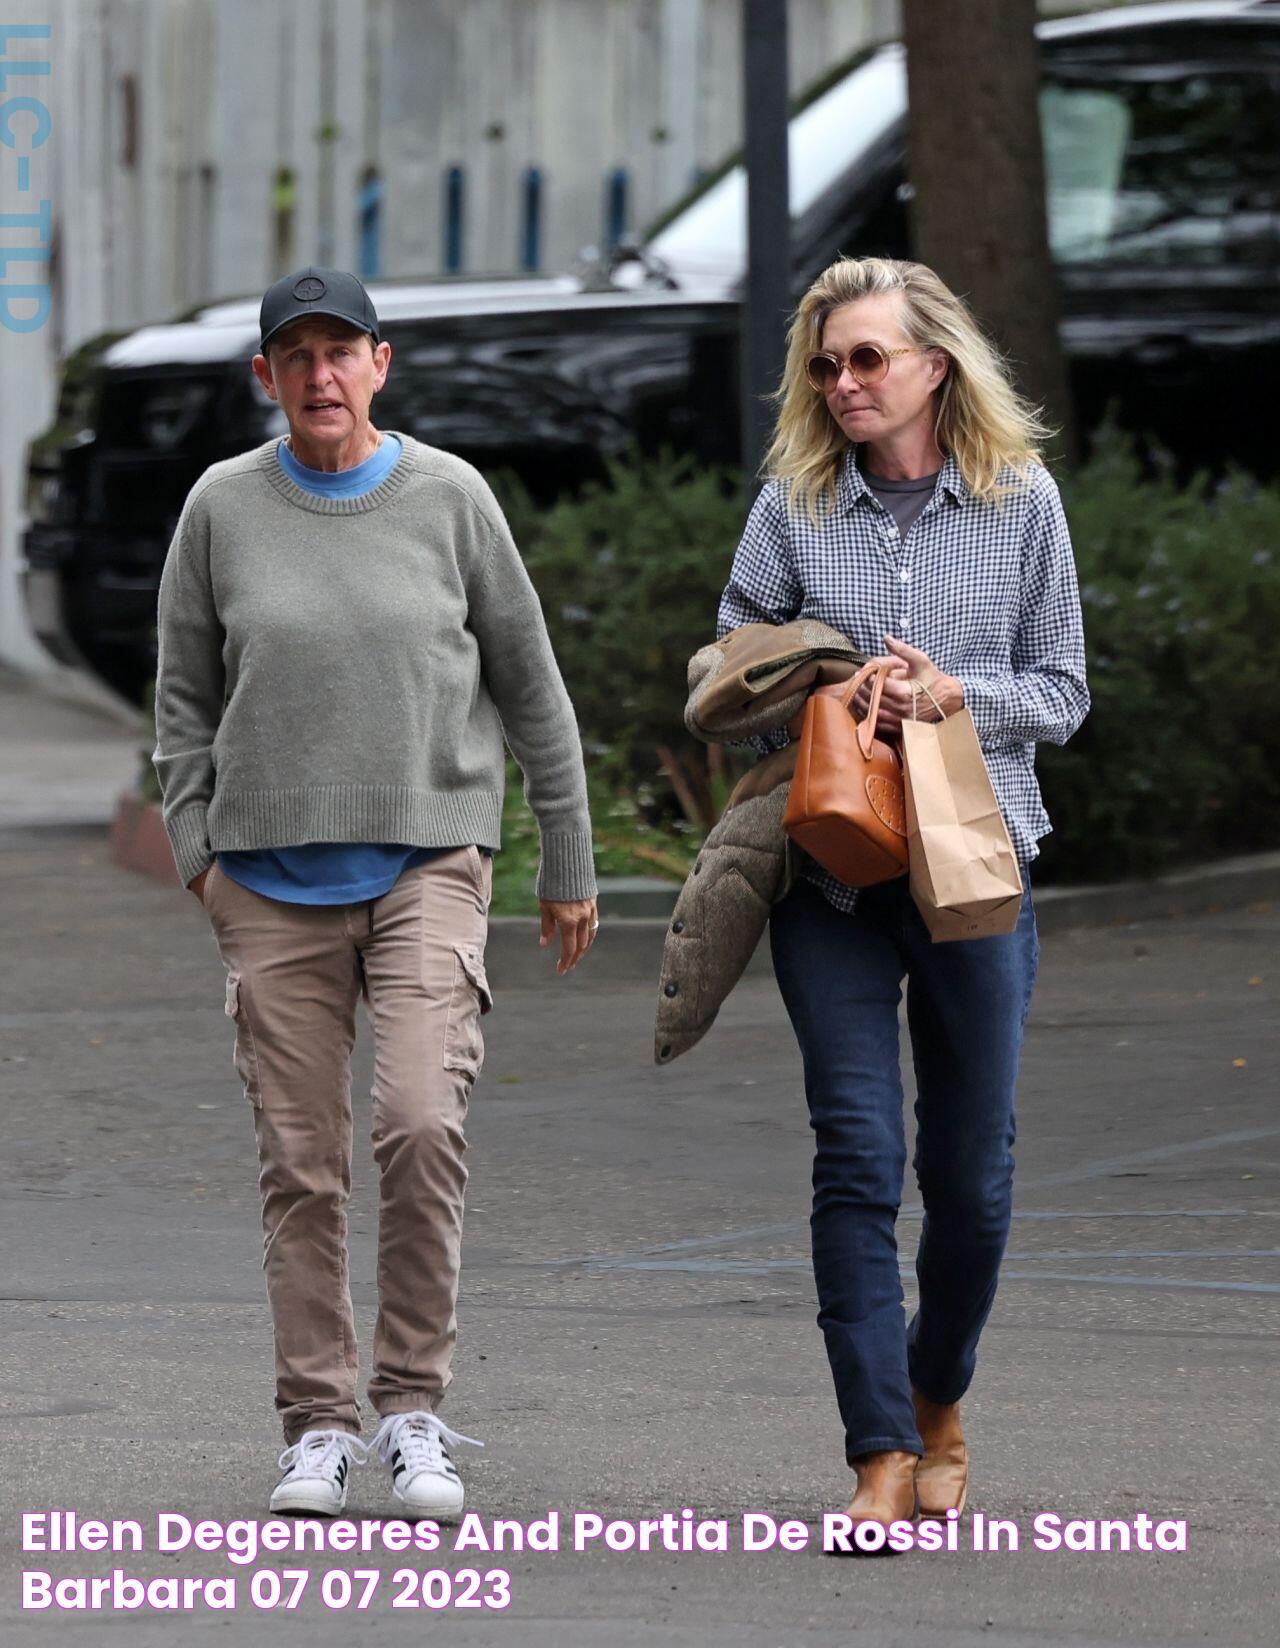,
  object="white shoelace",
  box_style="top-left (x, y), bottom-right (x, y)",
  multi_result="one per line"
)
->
top-left (277, 1428), bottom-right (369, 1479)
top-left (370, 1411), bottom-right (483, 1479)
